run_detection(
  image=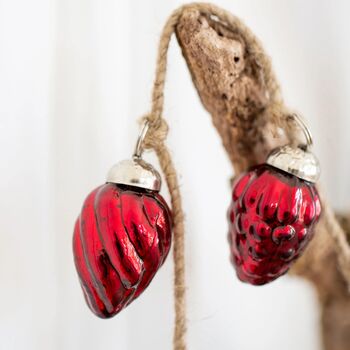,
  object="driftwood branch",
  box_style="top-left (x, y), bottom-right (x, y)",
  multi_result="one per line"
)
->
top-left (175, 8), bottom-right (350, 350)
